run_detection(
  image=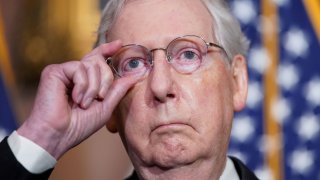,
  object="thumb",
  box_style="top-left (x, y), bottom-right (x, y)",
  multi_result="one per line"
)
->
top-left (101, 75), bottom-right (141, 118)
